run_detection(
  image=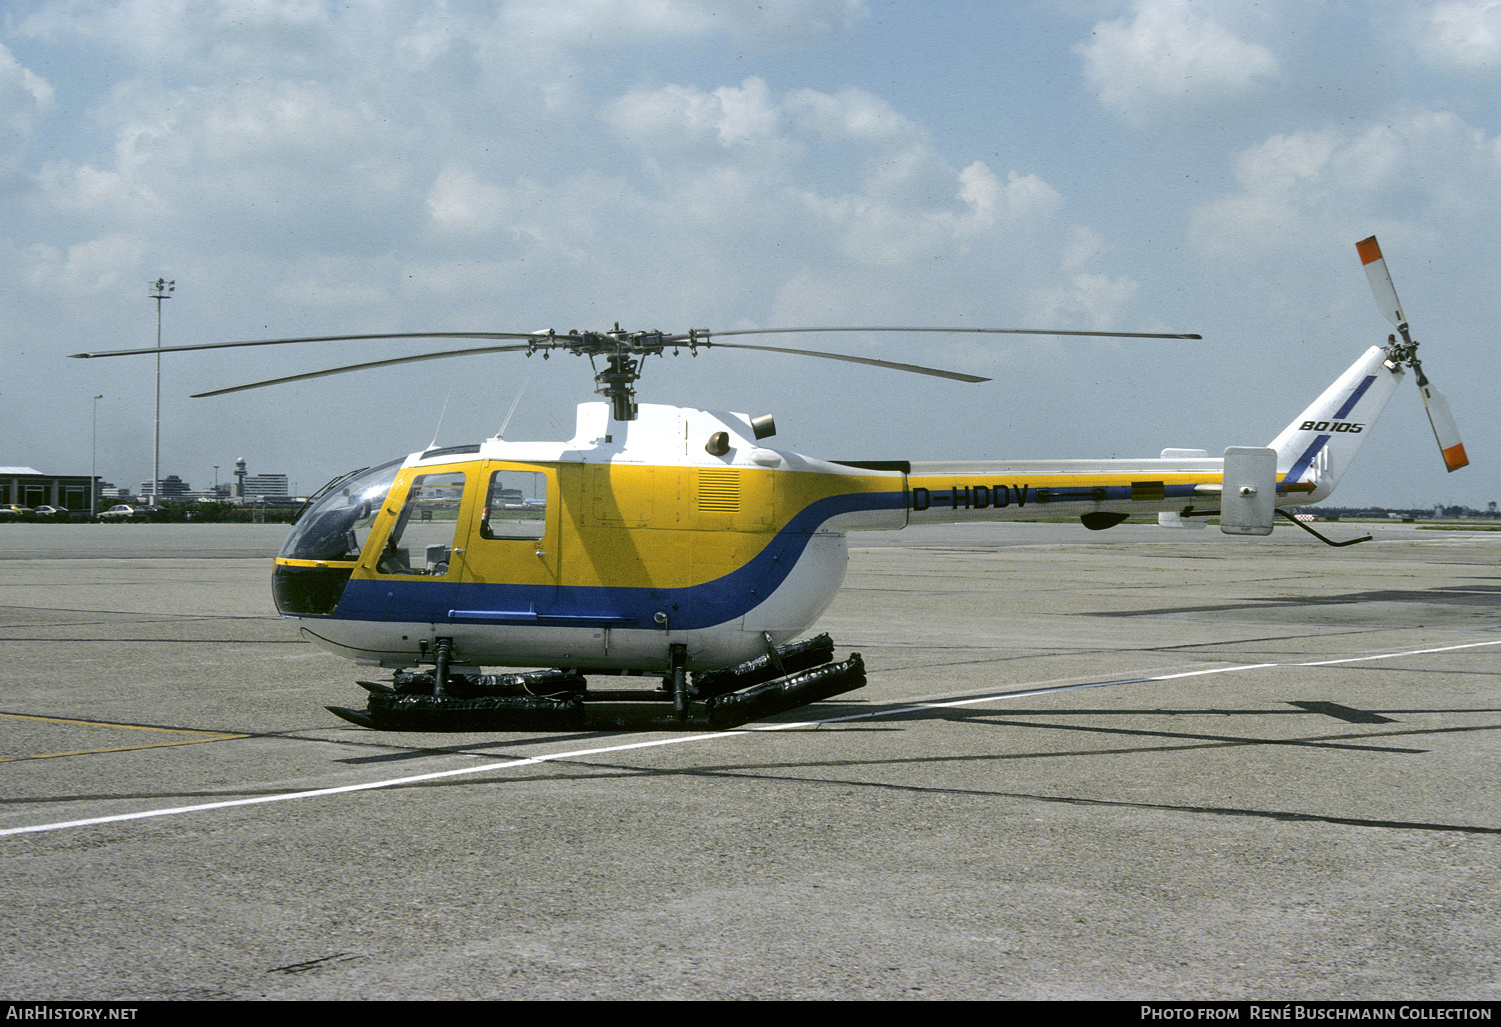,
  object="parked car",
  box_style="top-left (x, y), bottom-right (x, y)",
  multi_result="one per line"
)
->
top-left (33, 505), bottom-right (70, 521)
top-left (99, 504), bottom-right (139, 521)
top-left (0, 504), bottom-right (35, 521)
